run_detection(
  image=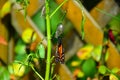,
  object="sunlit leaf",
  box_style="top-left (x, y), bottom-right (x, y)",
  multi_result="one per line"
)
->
top-left (77, 70), bottom-right (84, 78)
top-left (98, 65), bottom-right (106, 75)
top-left (73, 69), bottom-right (84, 78)
top-left (8, 65), bottom-right (14, 74)
top-left (71, 61), bottom-right (80, 67)
top-left (15, 41), bottom-right (26, 54)
top-left (109, 74), bottom-right (119, 80)
top-left (0, 66), bottom-right (10, 80)
top-left (91, 45), bottom-right (102, 61)
top-left (111, 67), bottom-right (120, 74)
top-left (12, 63), bottom-right (25, 77)
top-left (105, 50), bottom-right (109, 62)
top-left (80, 10), bottom-right (86, 40)
top-left (0, 1), bottom-right (11, 18)
top-left (77, 44), bottom-right (93, 60)
top-left (76, 0), bottom-right (86, 40)
top-left (22, 28), bottom-right (37, 43)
